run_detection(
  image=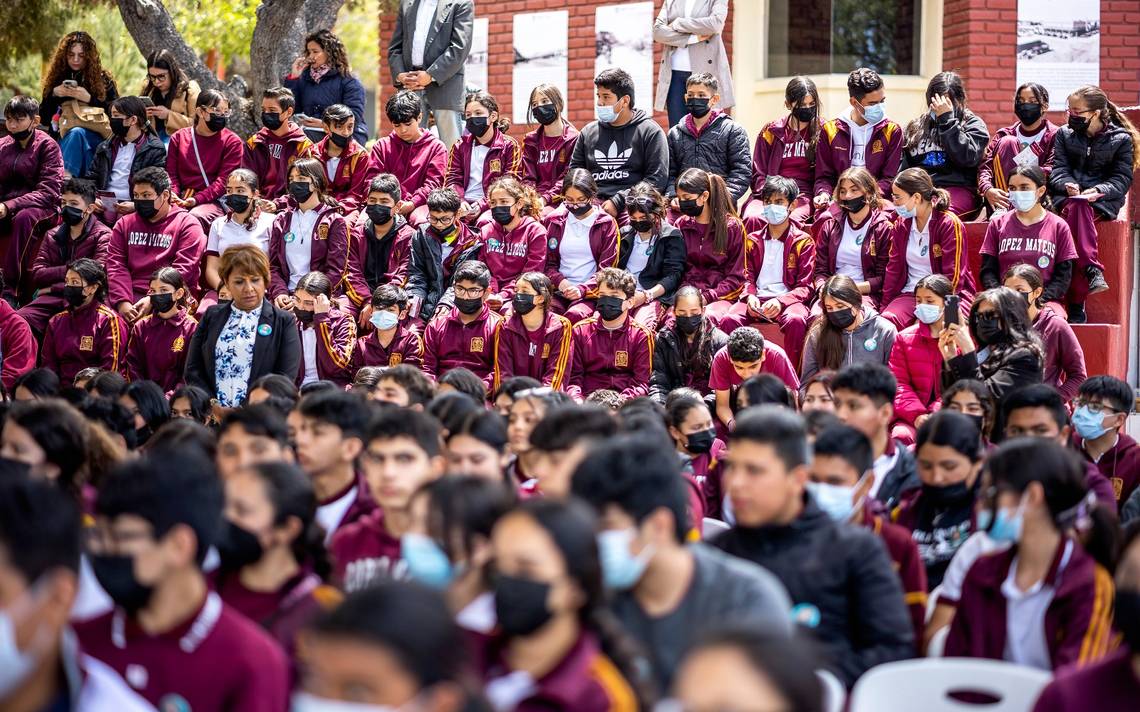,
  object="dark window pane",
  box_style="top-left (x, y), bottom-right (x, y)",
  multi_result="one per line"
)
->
top-left (767, 0), bottom-right (921, 77)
